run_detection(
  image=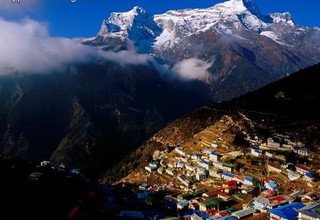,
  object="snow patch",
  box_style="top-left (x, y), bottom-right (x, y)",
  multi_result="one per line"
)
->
top-left (260, 31), bottom-right (285, 45)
